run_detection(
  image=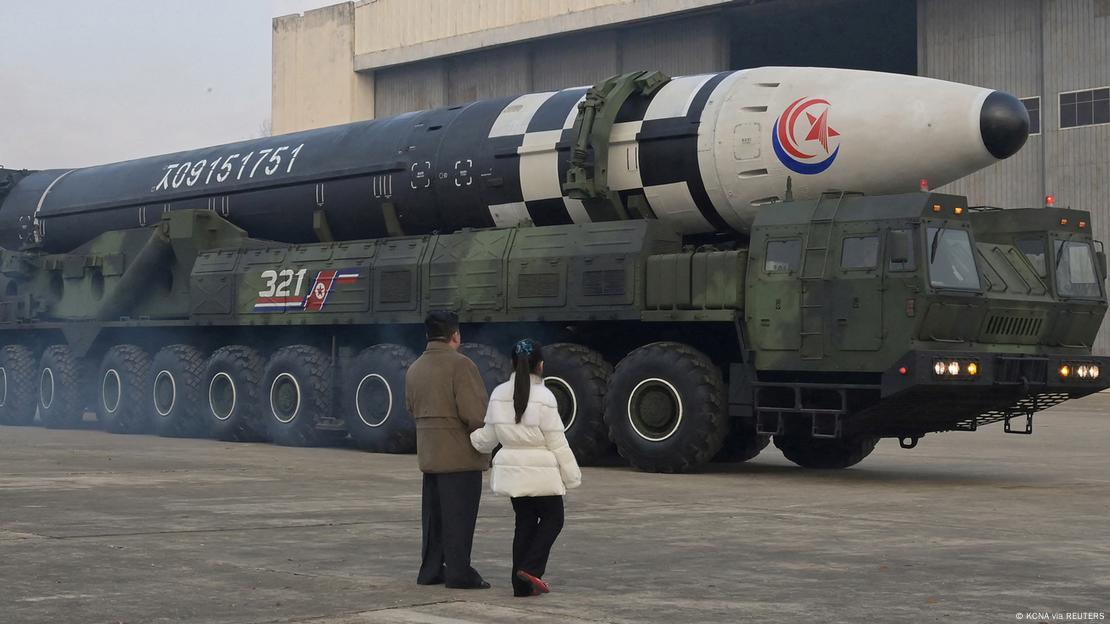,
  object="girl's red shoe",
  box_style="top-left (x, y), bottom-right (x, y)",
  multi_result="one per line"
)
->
top-left (515, 570), bottom-right (550, 594)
